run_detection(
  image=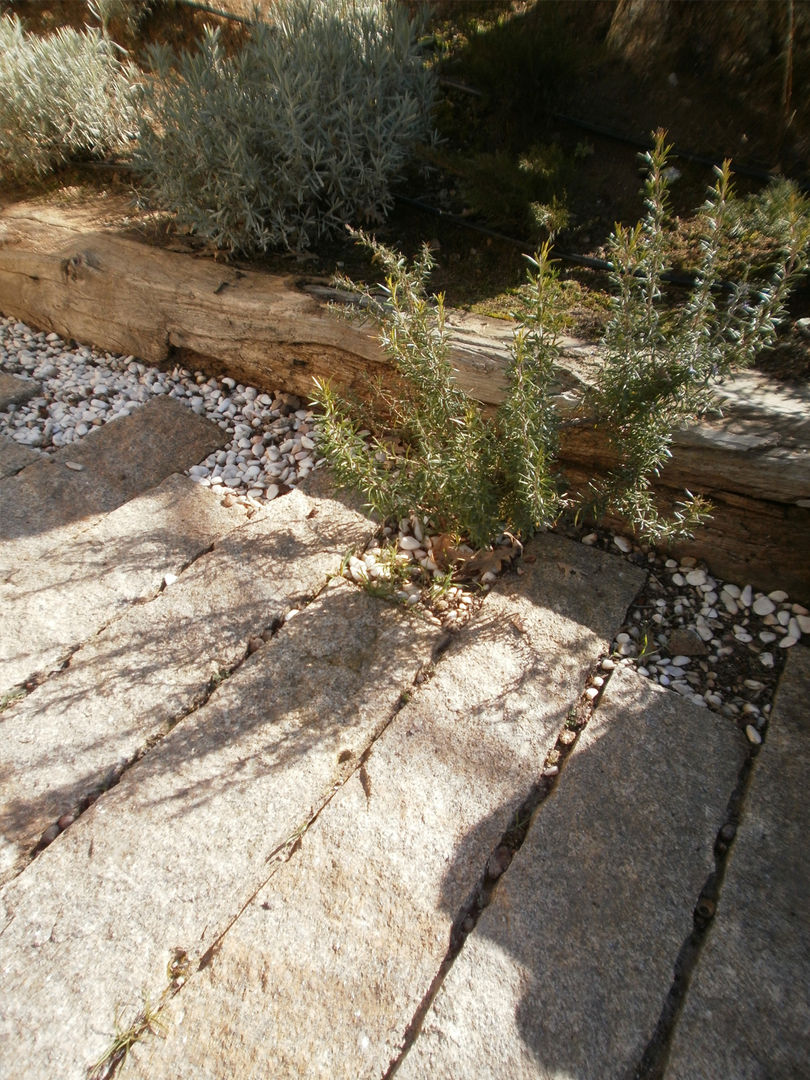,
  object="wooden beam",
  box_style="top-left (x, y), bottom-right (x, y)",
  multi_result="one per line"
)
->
top-left (1, 198), bottom-right (808, 601)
